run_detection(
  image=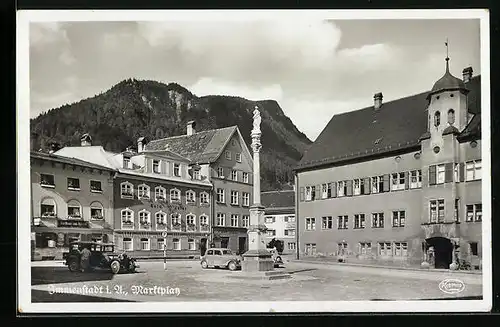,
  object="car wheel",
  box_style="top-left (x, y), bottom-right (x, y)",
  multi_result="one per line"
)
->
top-left (110, 260), bottom-right (121, 274)
top-left (228, 261), bottom-right (237, 271)
top-left (276, 256), bottom-right (282, 263)
top-left (201, 260), bottom-right (208, 269)
top-left (68, 259), bottom-right (80, 272)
